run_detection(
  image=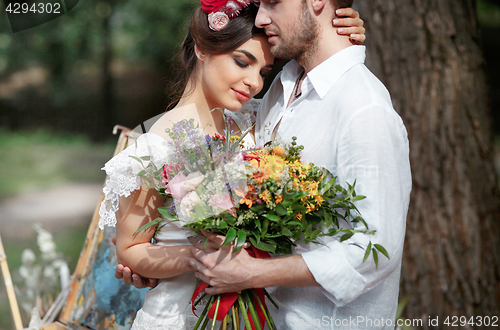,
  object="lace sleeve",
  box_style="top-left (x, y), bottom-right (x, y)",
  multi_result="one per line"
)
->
top-left (98, 133), bottom-right (172, 230)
